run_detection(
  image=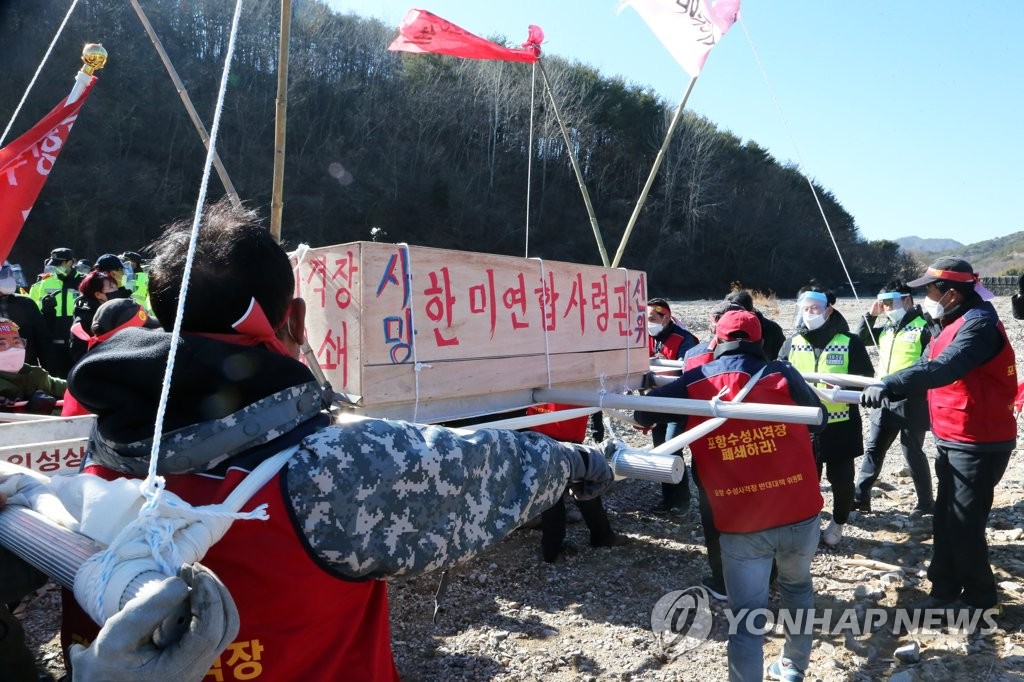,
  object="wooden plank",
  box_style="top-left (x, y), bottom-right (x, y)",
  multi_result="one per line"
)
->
top-left (0, 415), bottom-right (96, 447)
